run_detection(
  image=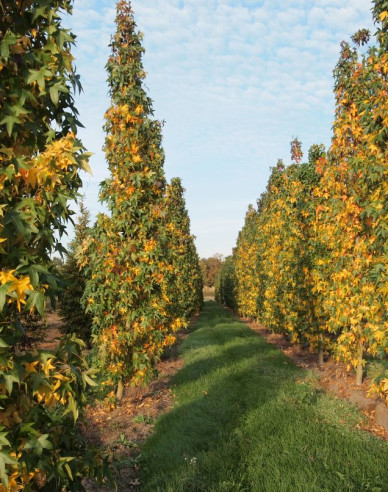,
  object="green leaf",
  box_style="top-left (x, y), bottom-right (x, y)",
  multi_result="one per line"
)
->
top-left (83, 373), bottom-right (98, 387)
top-left (0, 451), bottom-right (17, 488)
top-left (28, 266), bottom-right (40, 288)
top-left (4, 210), bottom-right (27, 236)
top-left (27, 68), bottom-right (50, 90)
top-left (0, 338), bottom-right (9, 349)
top-left (64, 462), bottom-right (73, 480)
top-left (0, 115), bottom-right (22, 136)
top-left (0, 432), bottom-right (10, 448)
top-left (0, 285), bottom-right (9, 313)
top-left (25, 291), bottom-right (45, 316)
top-left (36, 70), bottom-right (46, 90)
top-left (3, 374), bottom-right (19, 395)
top-left (0, 31), bottom-right (18, 60)
top-left (37, 434), bottom-right (53, 450)
top-left (31, 6), bottom-right (48, 22)
top-left (56, 29), bottom-right (73, 50)
top-left (20, 422), bottom-right (38, 436)
top-left (81, 161), bottom-right (92, 174)
top-left (63, 394), bottom-right (79, 422)
top-left (26, 69), bottom-right (39, 85)
top-left (49, 86), bottom-right (59, 106)
top-left (11, 104), bottom-right (29, 118)
top-left (24, 434), bottom-right (53, 456)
